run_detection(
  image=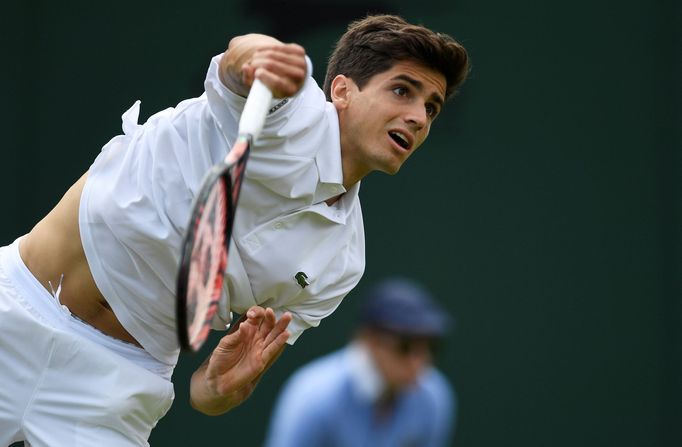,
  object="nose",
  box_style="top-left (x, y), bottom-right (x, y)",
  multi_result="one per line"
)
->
top-left (404, 103), bottom-right (428, 131)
